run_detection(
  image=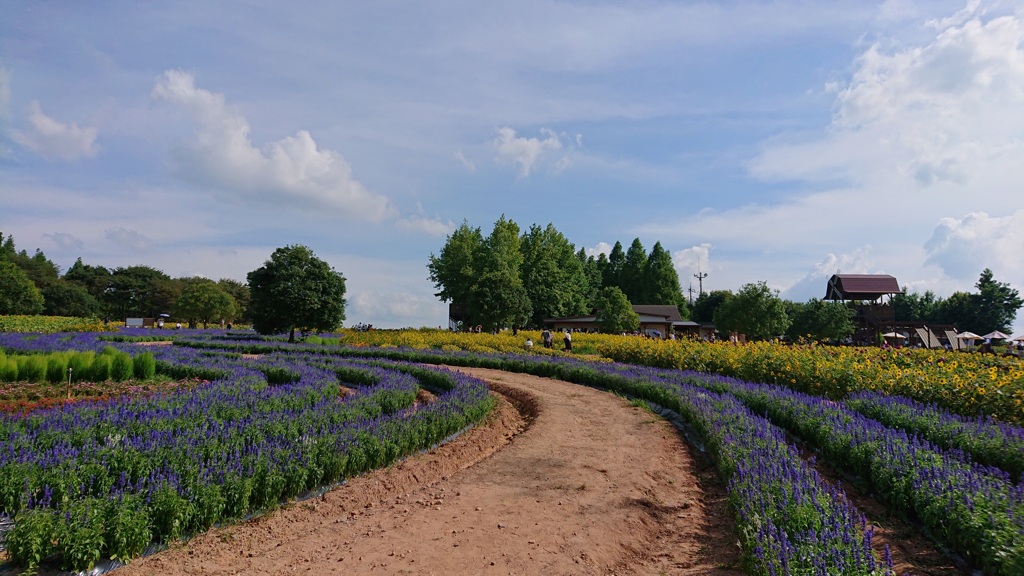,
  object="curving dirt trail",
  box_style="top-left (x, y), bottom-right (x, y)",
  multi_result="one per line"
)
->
top-left (116, 367), bottom-right (743, 575)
